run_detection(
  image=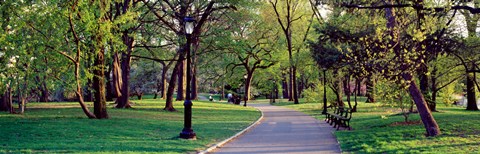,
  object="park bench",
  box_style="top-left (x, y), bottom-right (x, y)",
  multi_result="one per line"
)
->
top-left (325, 106), bottom-right (352, 130)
